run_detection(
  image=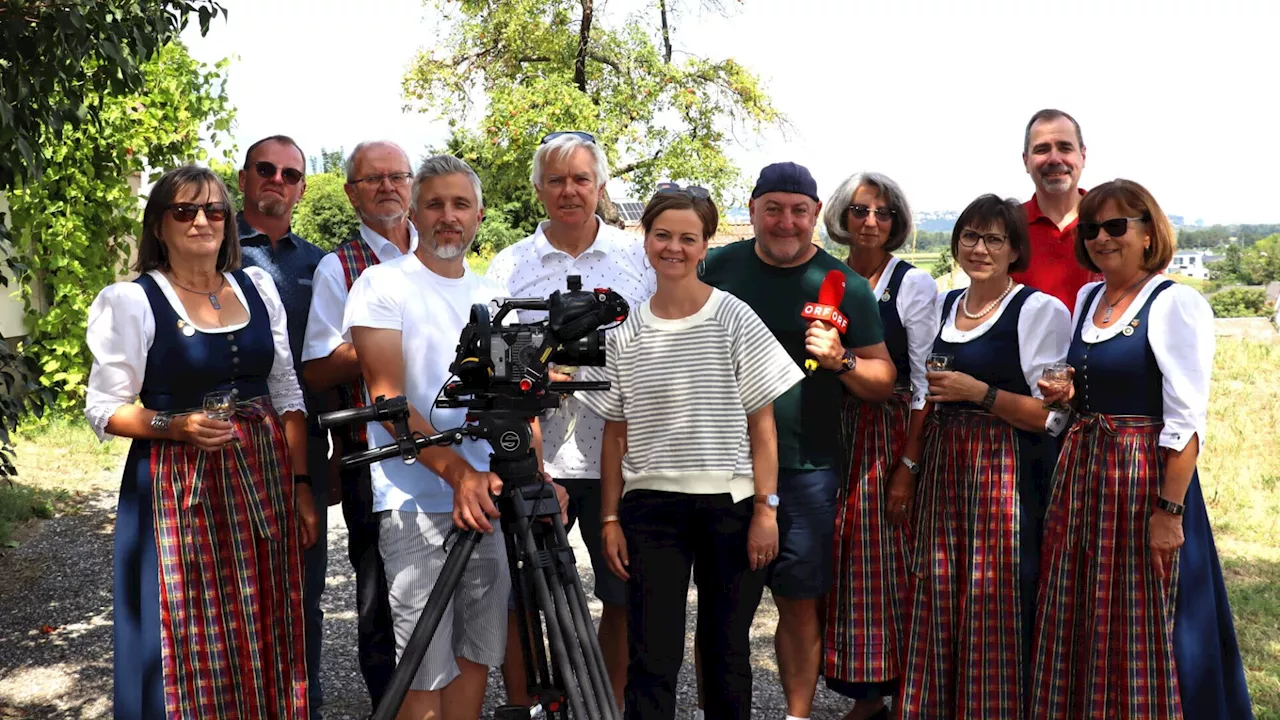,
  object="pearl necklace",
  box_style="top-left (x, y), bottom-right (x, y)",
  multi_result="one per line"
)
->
top-left (960, 277), bottom-right (1013, 320)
